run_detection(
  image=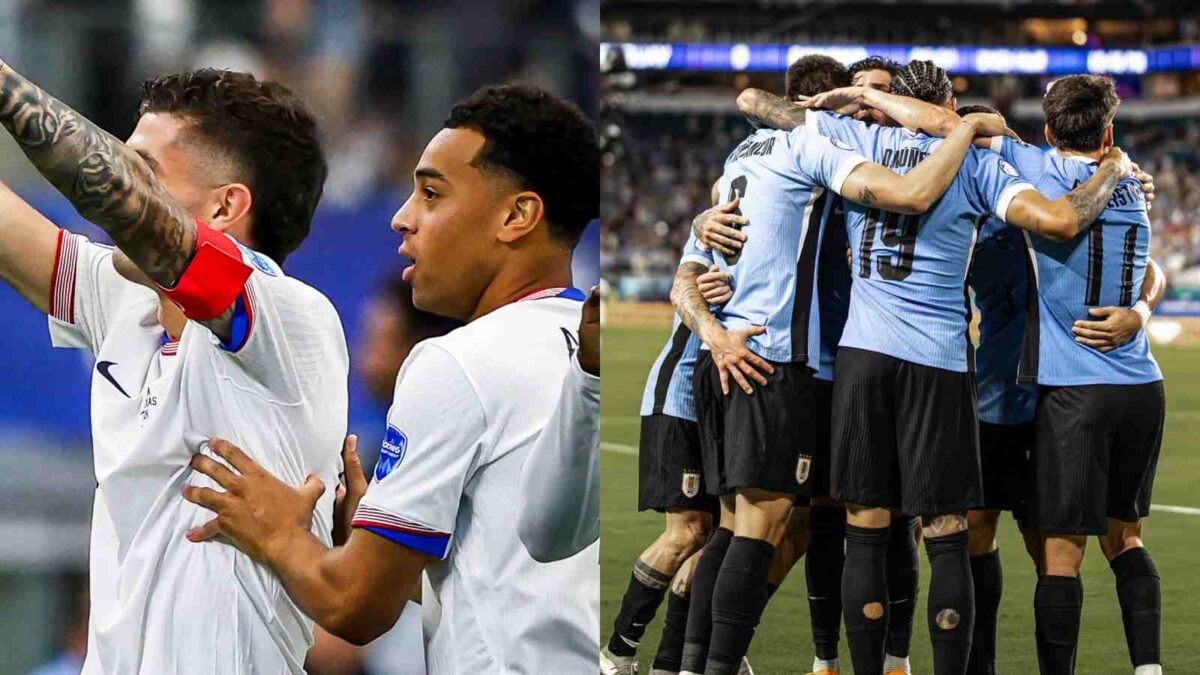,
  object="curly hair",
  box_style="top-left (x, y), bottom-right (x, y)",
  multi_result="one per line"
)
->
top-left (785, 54), bottom-right (850, 100)
top-left (139, 69), bottom-right (327, 264)
top-left (892, 60), bottom-right (953, 105)
top-left (848, 55), bottom-right (902, 80)
top-left (445, 84), bottom-right (599, 246)
top-left (955, 103), bottom-right (1001, 117)
top-left (1042, 75), bottom-right (1119, 153)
